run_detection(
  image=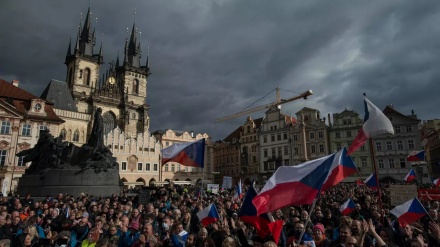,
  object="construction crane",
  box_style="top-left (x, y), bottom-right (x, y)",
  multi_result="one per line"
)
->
top-left (216, 88), bottom-right (313, 122)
